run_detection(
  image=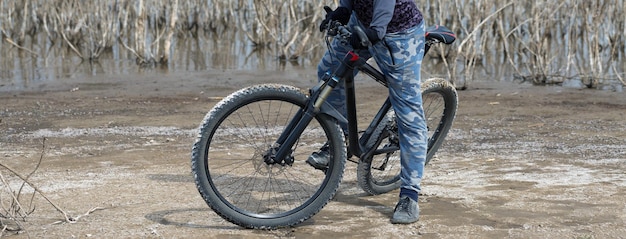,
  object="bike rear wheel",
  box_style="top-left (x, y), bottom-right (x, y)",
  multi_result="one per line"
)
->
top-left (191, 84), bottom-right (346, 229)
top-left (423, 78), bottom-right (458, 163)
top-left (357, 78), bottom-right (457, 195)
